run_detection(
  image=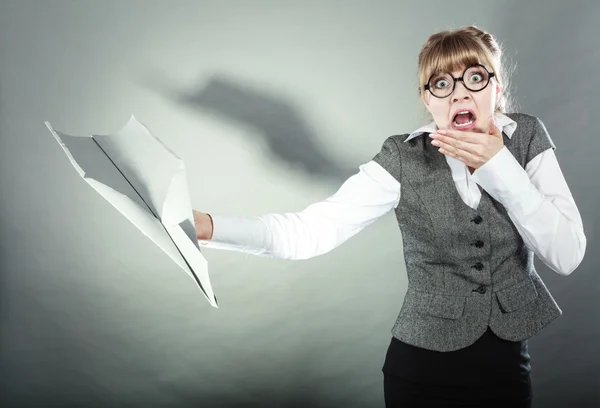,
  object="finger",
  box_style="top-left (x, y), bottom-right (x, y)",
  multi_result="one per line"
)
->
top-left (437, 144), bottom-right (477, 166)
top-left (433, 129), bottom-right (485, 144)
top-left (433, 140), bottom-right (476, 163)
top-left (430, 134), bottom-right (480, 155)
